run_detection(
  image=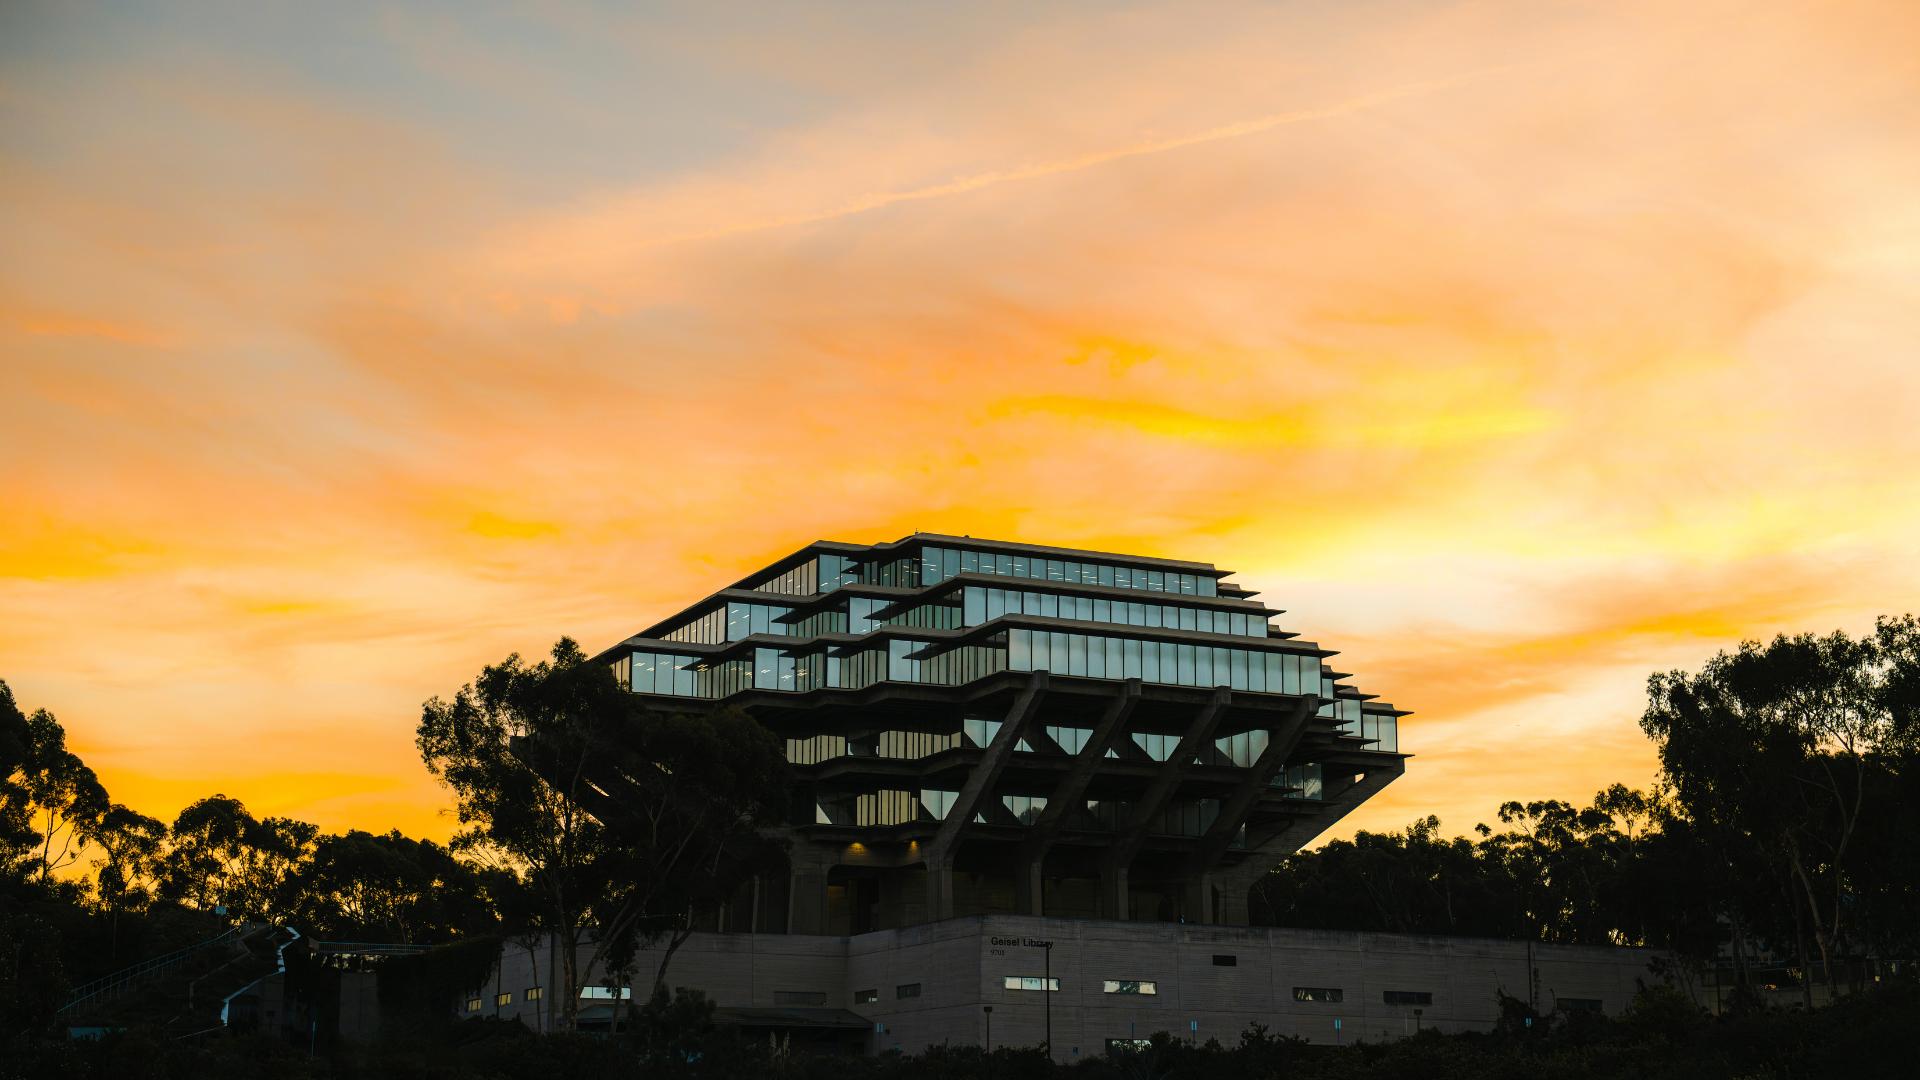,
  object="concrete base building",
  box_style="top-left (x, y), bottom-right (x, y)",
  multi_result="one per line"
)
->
top-left (478, 916), bottom-right (1657, 1054)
